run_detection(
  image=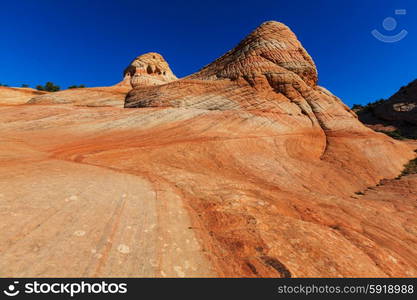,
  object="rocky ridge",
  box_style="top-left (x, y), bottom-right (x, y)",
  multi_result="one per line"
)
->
top-left (375, 79), bottom-right (417, 125)
top-left (356, 78), bottom-right (417, 139)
